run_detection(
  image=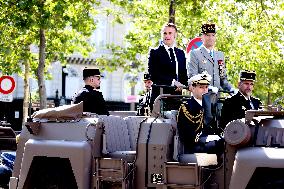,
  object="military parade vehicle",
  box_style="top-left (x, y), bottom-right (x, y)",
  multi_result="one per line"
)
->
top-left (2, 93), bottom-right (284, 189)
